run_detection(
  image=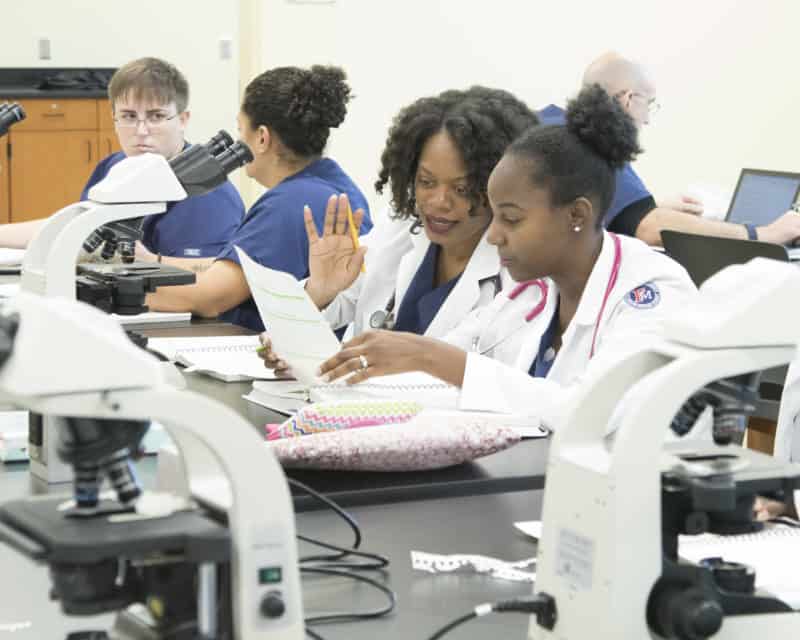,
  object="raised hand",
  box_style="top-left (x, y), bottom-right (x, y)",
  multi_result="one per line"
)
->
top-left (304, 193), bottom-right (367, 309)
